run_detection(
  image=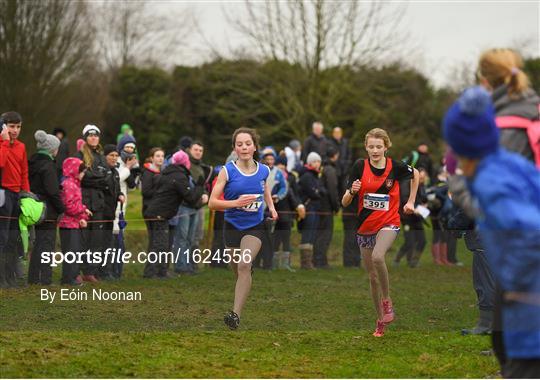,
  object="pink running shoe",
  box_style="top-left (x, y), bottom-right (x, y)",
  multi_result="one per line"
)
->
top-left (381, 299), bottom-right (395, 324)
top-left (373, 320), bottom-right (385, 337)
